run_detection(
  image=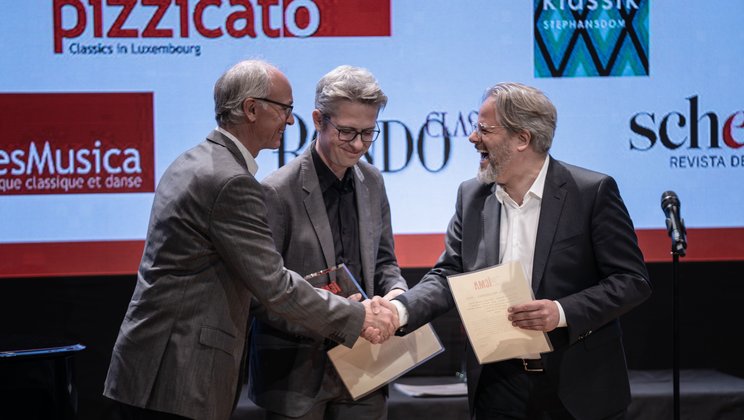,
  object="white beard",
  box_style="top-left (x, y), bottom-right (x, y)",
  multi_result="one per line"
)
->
top-left (477, 162), bottom-right (498, 184)
top-left (477, 142), bottom-right (513, 185)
